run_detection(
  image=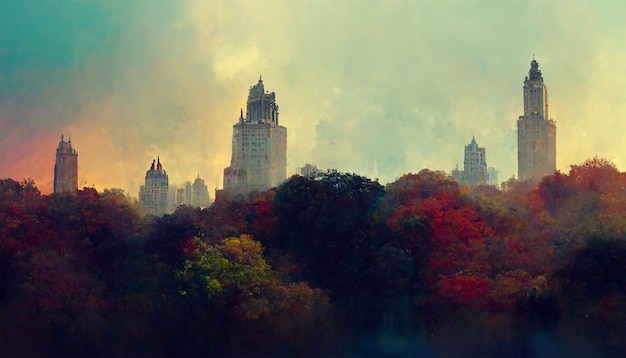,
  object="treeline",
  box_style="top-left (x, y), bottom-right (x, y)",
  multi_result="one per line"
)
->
top-left (1, 157), bottom-right (625, 357)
